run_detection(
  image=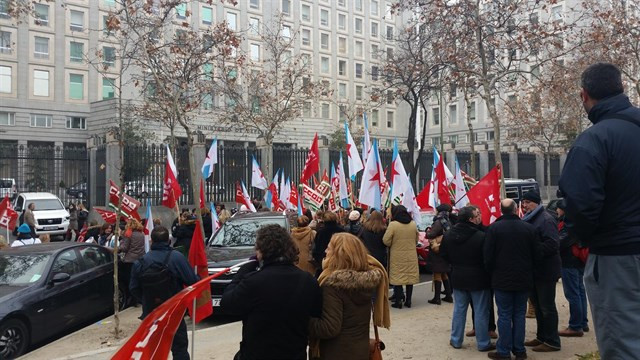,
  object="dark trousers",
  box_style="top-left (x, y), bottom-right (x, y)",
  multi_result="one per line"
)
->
top-left (531, 280), bottom-right (561, 349)
top-left (172, 317), bottom-right (190, 360)
top-left (471, 289), bottom-right (497, 331)
top-left (494, 290), bottom-right (529, 357)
